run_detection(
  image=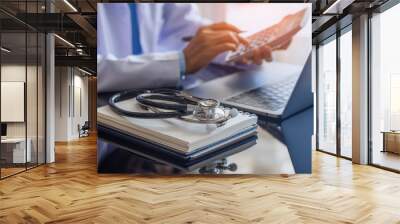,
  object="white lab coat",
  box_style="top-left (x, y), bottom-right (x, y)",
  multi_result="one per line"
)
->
top-left (97, 3), bottom-right (207, 92)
